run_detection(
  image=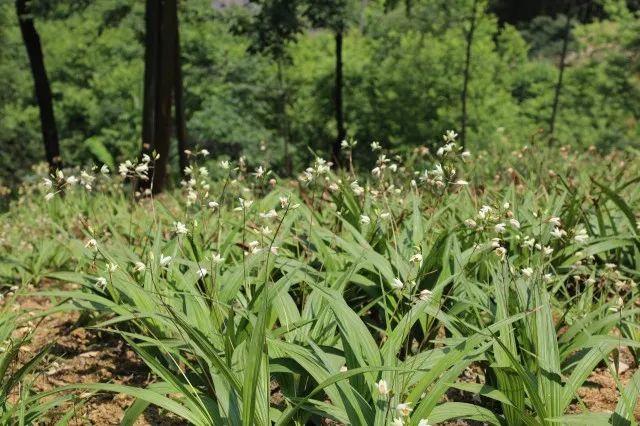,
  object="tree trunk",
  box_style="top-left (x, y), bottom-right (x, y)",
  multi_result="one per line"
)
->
top-left (276, 60), bottom-right (292, 175)
top-left (16, 0), bottom-right (61, 170)
top-left (548, 12), bottom-right (571, 145)
top-left (174, 3), bottom-right (188, 178)
top-left (460, 0), bottom-right (478, 150)
top-left (141, 0), bottom-right (177, 193)
top-left (141, 0), bottom-right (160, 164)
top-left (332, 30), bottom-right (345, 166)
